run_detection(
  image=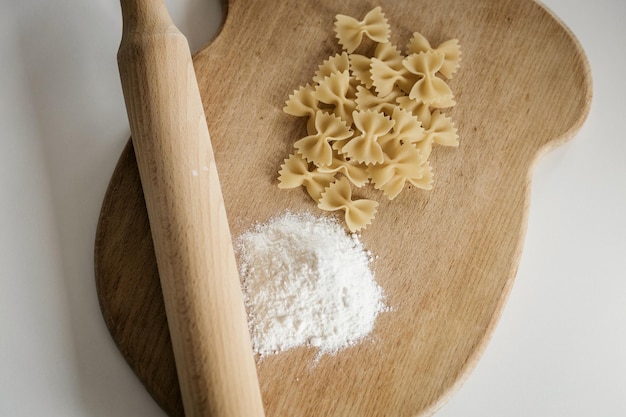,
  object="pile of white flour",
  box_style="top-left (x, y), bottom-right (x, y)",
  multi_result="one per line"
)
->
top-left (236, 212), bottom-right (386, 357)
